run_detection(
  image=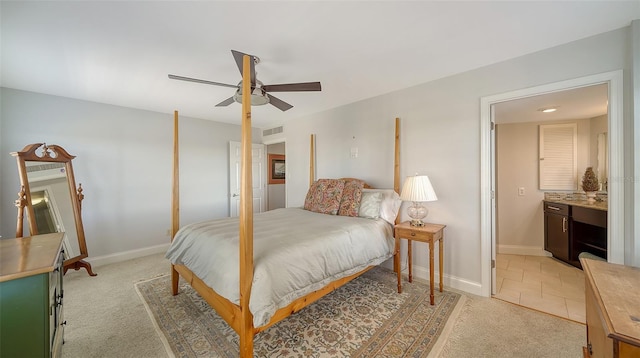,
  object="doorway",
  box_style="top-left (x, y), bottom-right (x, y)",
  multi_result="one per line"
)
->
top-left (491, 83), bottom-right (608, 322)
top-left (266, 142), bottom-right (286, 210)
top-left (479, 70), bottom-right (625, 298)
